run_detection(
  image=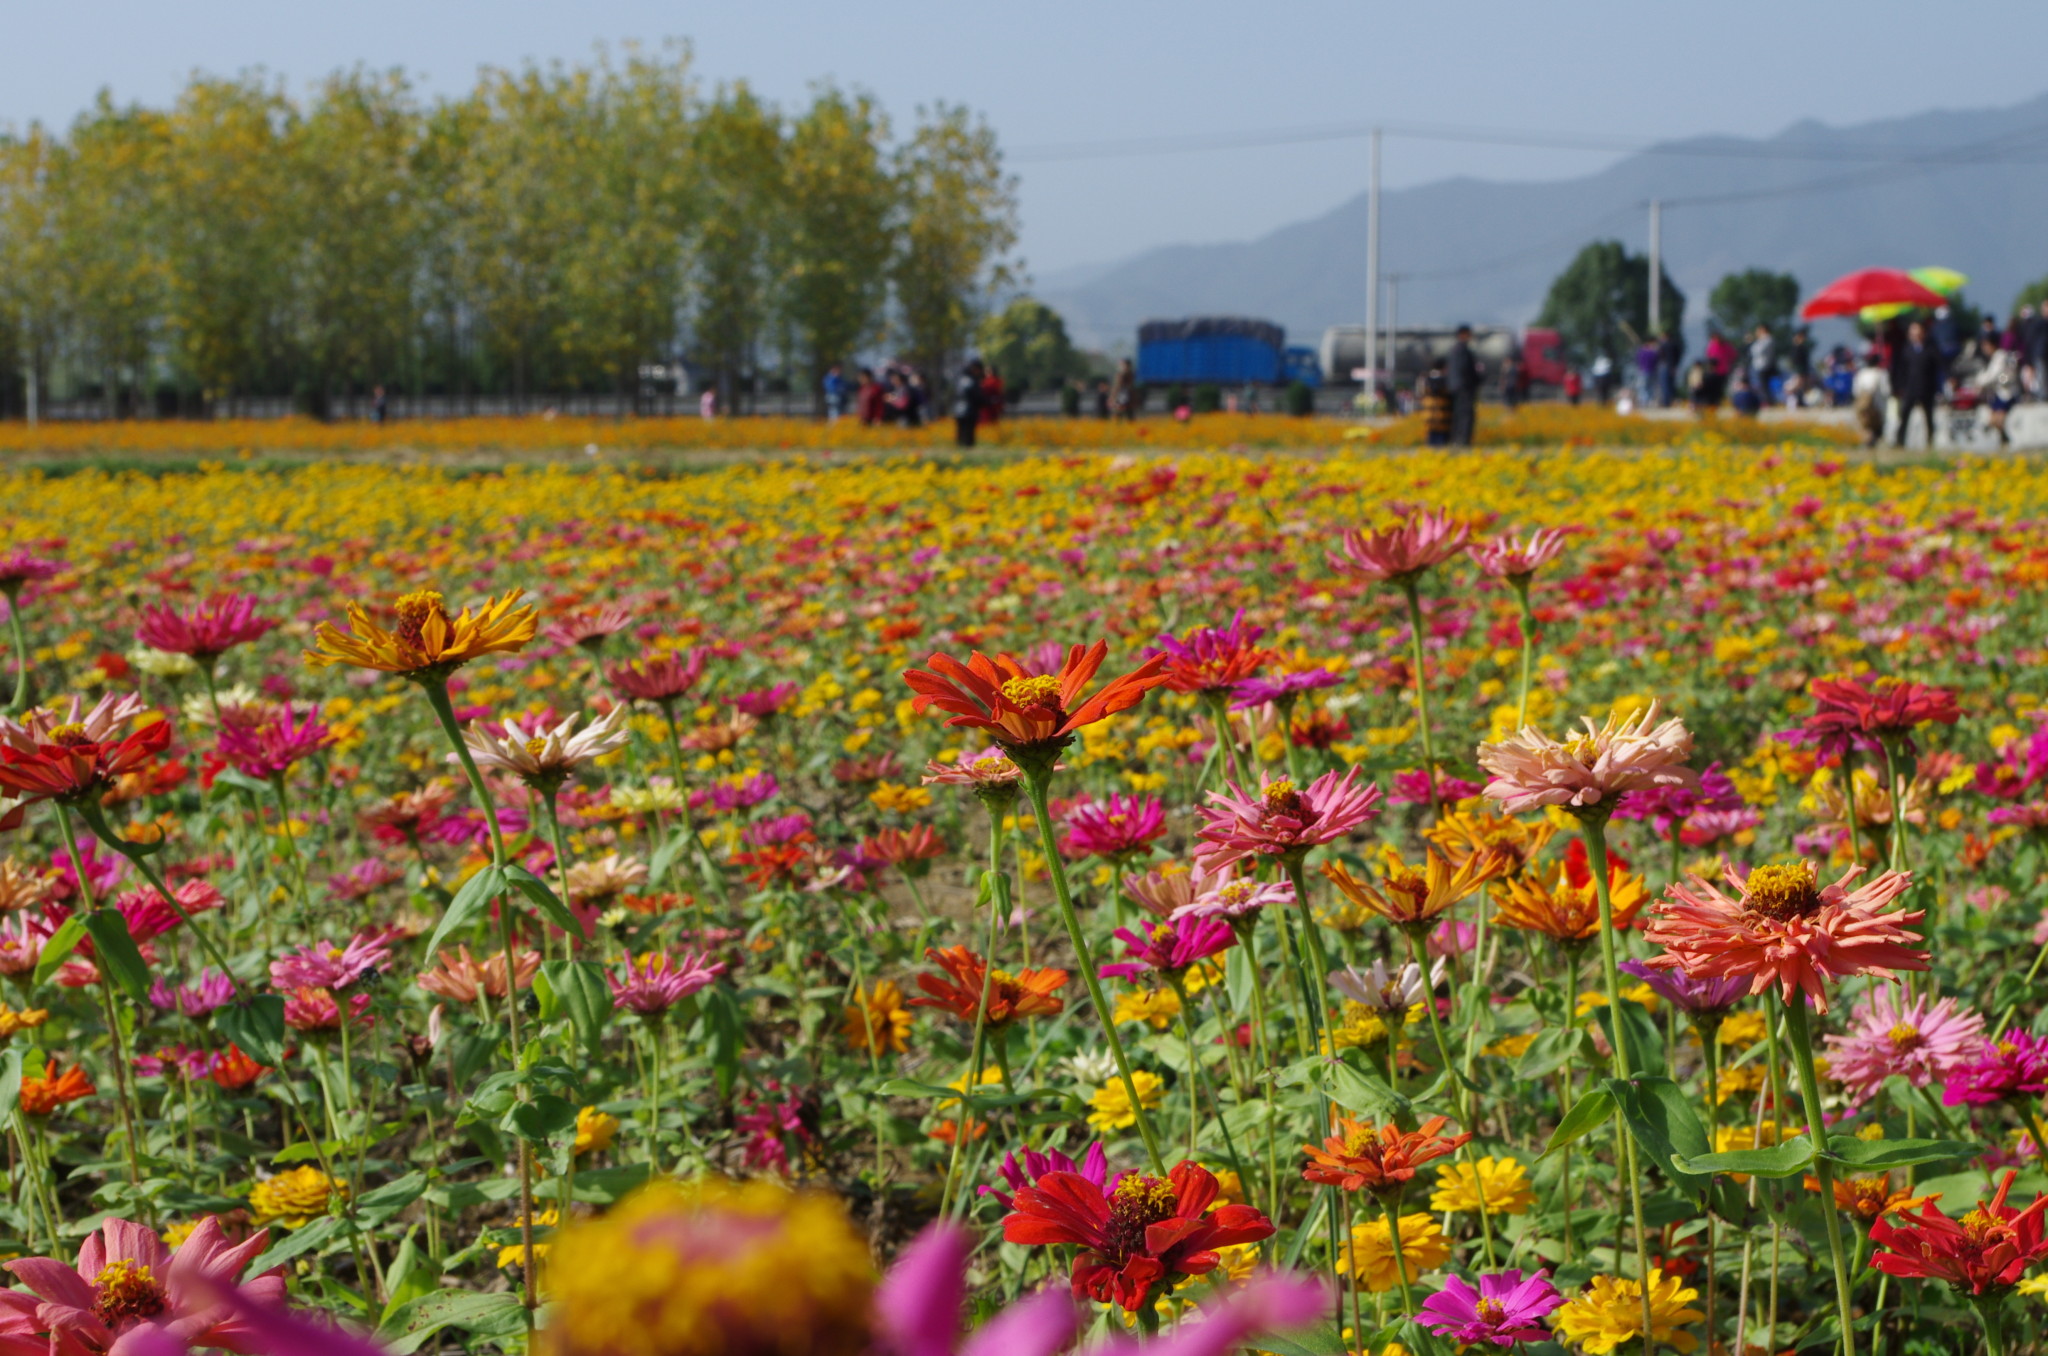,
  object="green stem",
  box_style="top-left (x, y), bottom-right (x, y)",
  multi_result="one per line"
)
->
top-left (1399, 578), bottom-right (1440, 819)
top-left (1510, 576), bottom-right (1535, 731)
top-left (1783, 994), bottom-right (1859, 1356)
top-left (1401, 926), bottom-right (1496, 1268)
top-left (1581, 814), bottom-right (1657, 1355)
top-left (658, 700), bottom-right (729, 904)
top-left (1382, 1195), bottom-right (1417, 1317)
top-left (1879, 737), bottom-right (1910, 874)
top-left (1022, 769), bottom-right (1166, 1175)
top-left (5, 593), bottom-right (30, 714)
top-left (270, 774), bottom-right (313, 915)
